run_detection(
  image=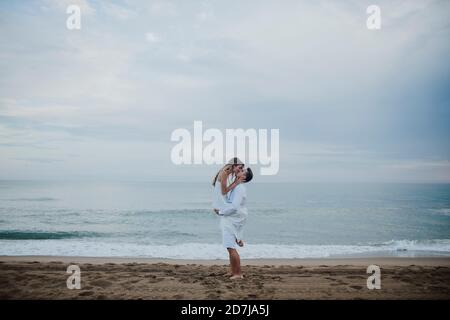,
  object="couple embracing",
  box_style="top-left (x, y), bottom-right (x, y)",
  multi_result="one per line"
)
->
top-left (212, 157), bottom-right (253, 280)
